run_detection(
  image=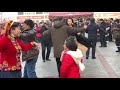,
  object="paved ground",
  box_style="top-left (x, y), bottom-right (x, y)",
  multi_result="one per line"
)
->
top-left (22, 41), bottom-right (120, 78)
